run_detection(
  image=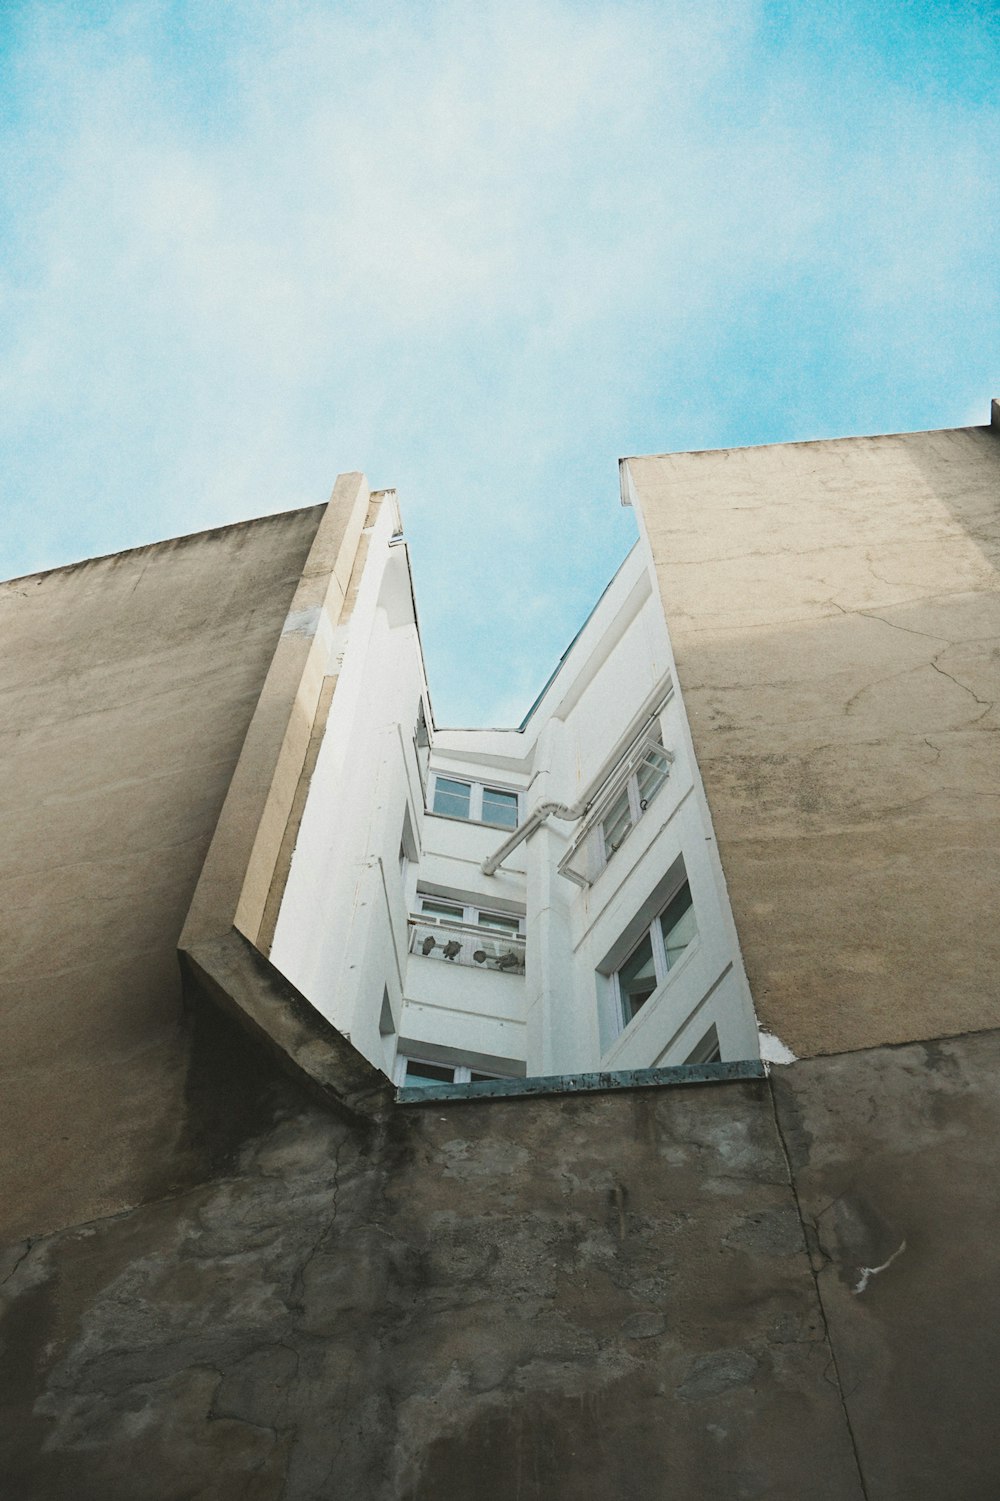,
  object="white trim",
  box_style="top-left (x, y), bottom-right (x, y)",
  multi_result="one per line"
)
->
top-left (416, 893), bottom-right (525, 933)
